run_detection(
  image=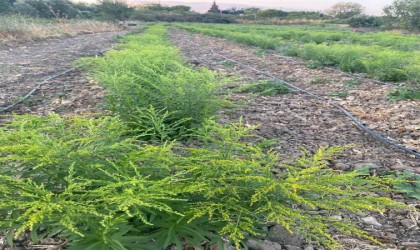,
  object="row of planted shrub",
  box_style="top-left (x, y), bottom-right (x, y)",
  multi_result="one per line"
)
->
top-left (0, 24), bottom-right (405, 250)
top-left (80, 24), bottom-right (225, 140)
top-left (225, 24), bottom-right (420, 52)
top-left (177, 23), bottom-right (420, 84)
